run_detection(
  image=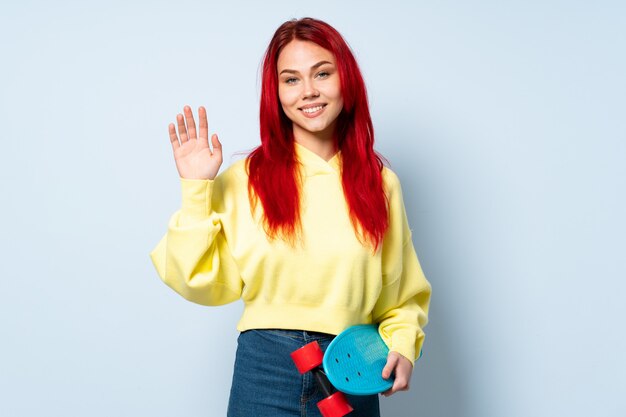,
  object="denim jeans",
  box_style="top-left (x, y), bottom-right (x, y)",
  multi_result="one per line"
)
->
top-left (227, 329), bottom-right (381, 417)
